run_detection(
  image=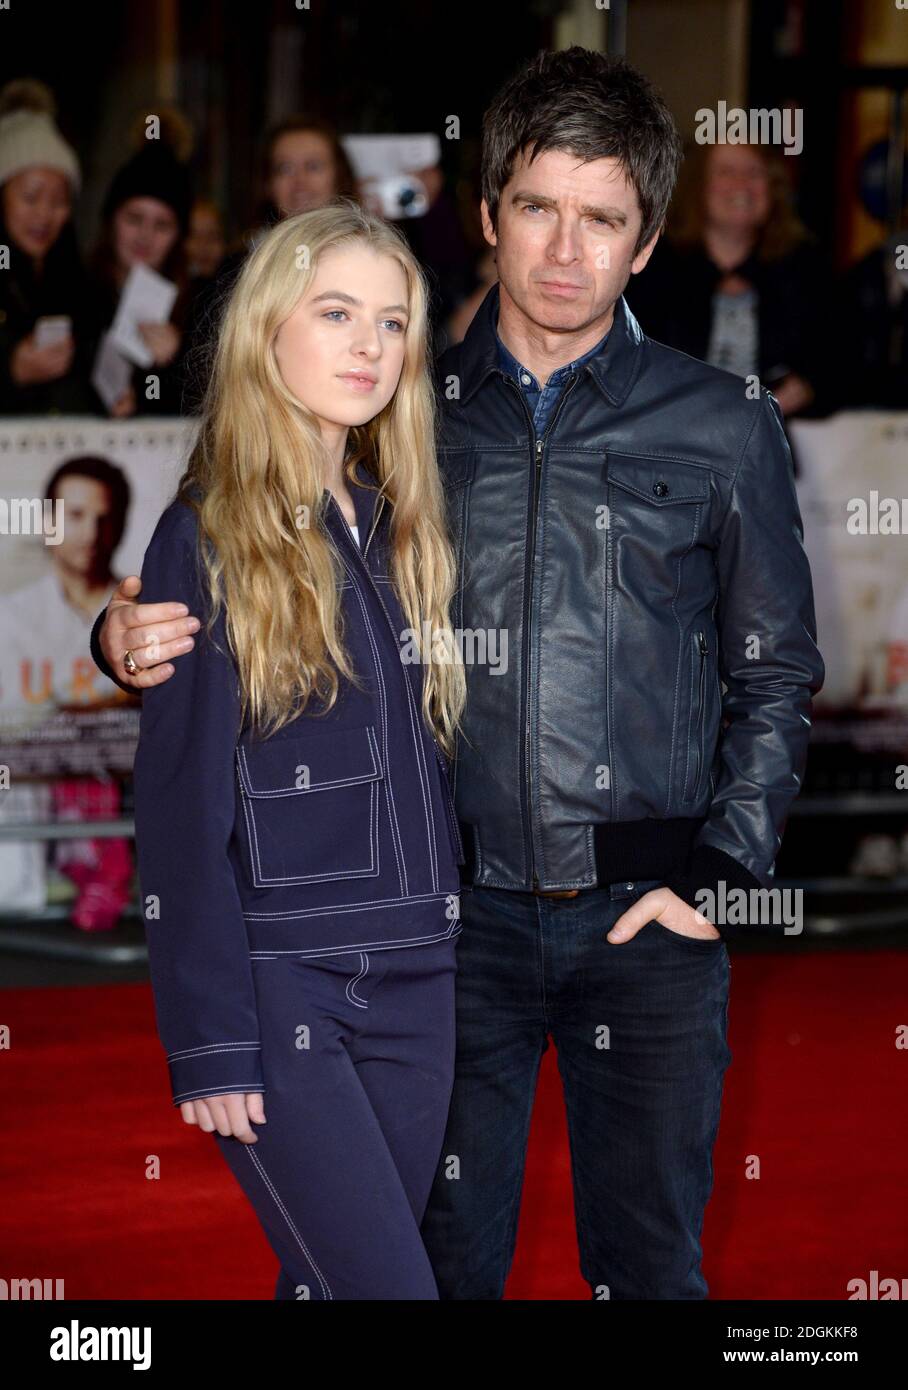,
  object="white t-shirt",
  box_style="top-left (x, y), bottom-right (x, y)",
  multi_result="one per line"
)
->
top-left (350, 524), bottom-right (360, 547)
top-left (0, 569), bottom-right (121, 711)
top-left (707, 286), bottom-right (759, 378)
